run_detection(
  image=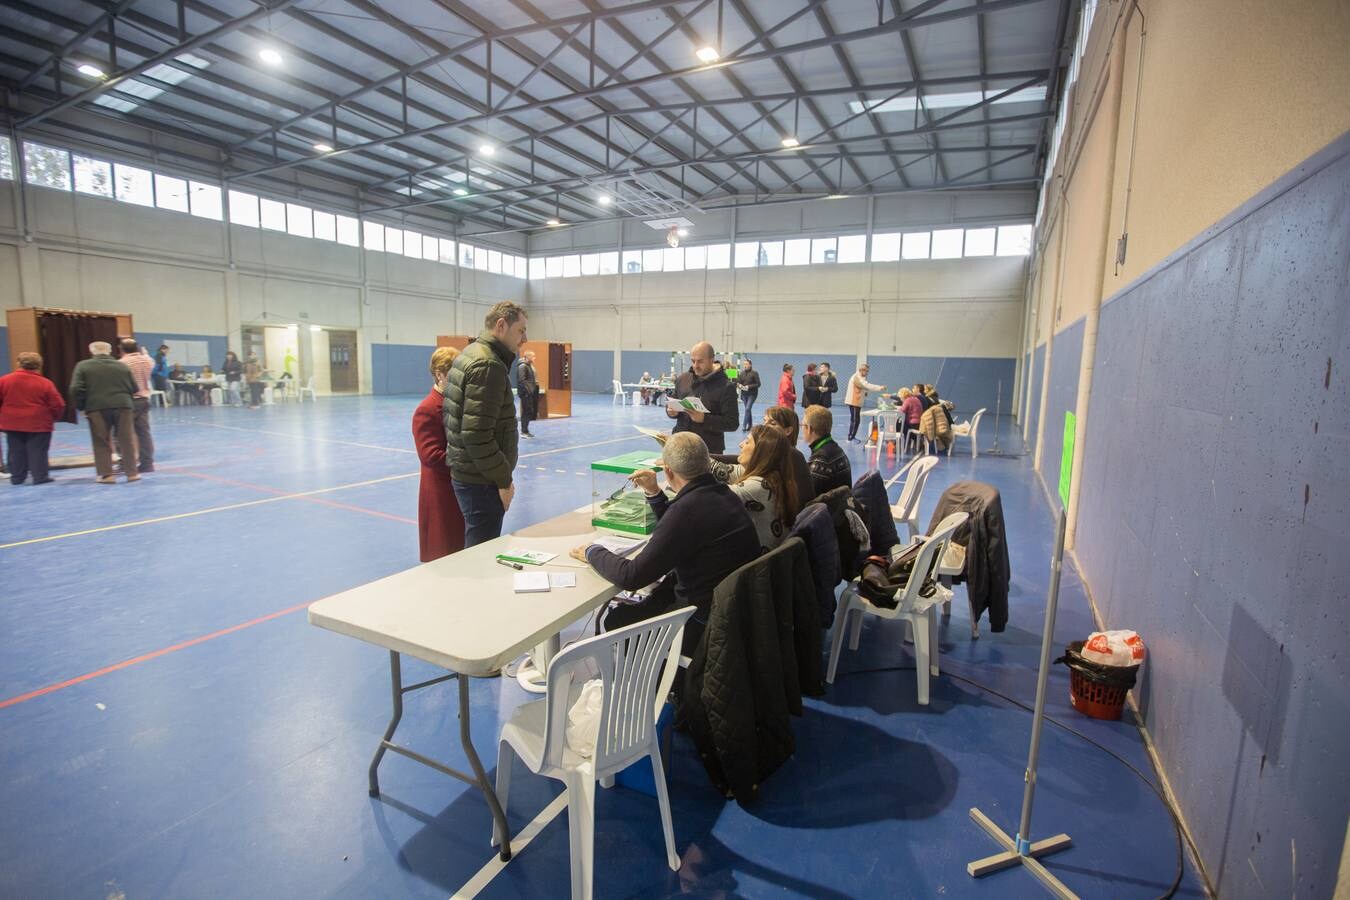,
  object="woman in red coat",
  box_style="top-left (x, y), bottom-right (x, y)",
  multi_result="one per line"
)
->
top-left (0, 352), bottom-right (66, 485)
top-left (411, 347), bottom-right (466, 561)
top-left (776, 363), bottom-right (797, 408)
